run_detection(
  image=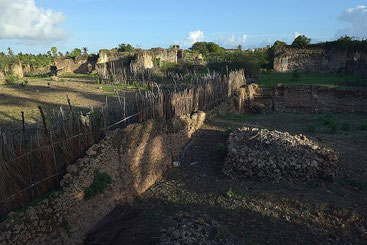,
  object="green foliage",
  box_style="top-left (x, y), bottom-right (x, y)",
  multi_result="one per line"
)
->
top-left (207, 49), bottom-right (269, 77)
top-left (82, 47), bottom-right (88, 56)
top-left (190, 42), bottom-right (225, 56)
top-left (292, 35), bottom-right (311, 48)
top-left (117, 43), bottom-right (135, 52)
top-left (84, 169), bottom-right (113, 200)
top-left (7, 47), bottom-right (14, 56)
top-left (51, 47), bottom-right (58, 57)
top-left (5, 75), bottom-right (18, 85)
top-left (69, 48), bottom-right (82, 58)
top-left (259, 72), bottom-right (367, 88)
top-left (17, 53), bottom-right (53, 68)
top-left (325, 36), bottom-right (367, 51)
top-left (0, 54), bottom-right (18, 70)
